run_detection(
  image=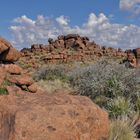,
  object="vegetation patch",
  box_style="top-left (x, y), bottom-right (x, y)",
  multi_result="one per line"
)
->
top-left (0, 88), bottom-right (8, 95)
top-left (109, 116), bottom-right (136, 140)
top-left (34, 64), bottom-right (69, 82)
